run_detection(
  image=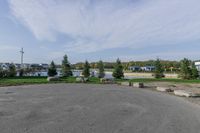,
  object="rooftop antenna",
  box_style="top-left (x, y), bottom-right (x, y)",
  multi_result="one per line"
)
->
top-left (20, 48), bottom-right (24, 68)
